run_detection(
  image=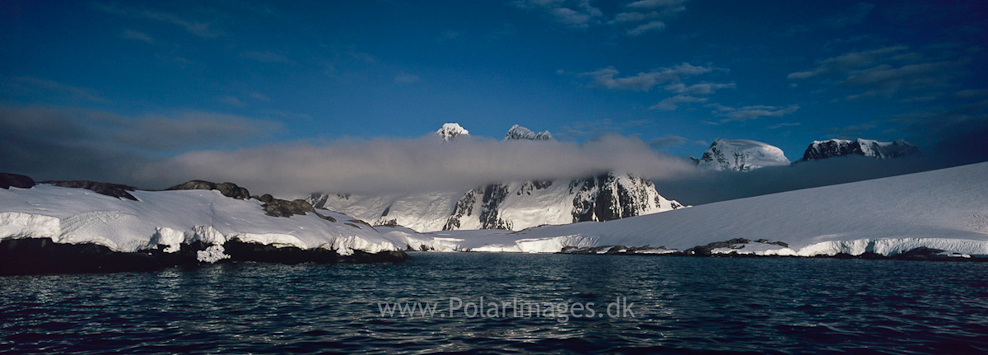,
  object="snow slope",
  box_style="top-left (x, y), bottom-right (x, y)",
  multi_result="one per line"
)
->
top-left (0, 185), bottom-right (404, 261)
top-left (696, 138), bottom-right (790, 171)
top-left (409, 162), bottom-right (988, 257)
